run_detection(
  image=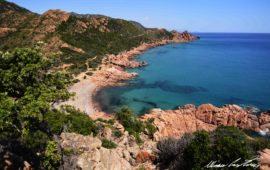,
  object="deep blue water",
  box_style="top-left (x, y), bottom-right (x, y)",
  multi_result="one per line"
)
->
top-left (96, 33), bottom-right (270, 114)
